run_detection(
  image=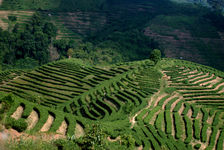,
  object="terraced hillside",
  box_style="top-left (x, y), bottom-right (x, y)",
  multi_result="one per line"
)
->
top-left (0, 58), bottom-right (224, 149)
top-left (0, 10), bottom-right (34, 30)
